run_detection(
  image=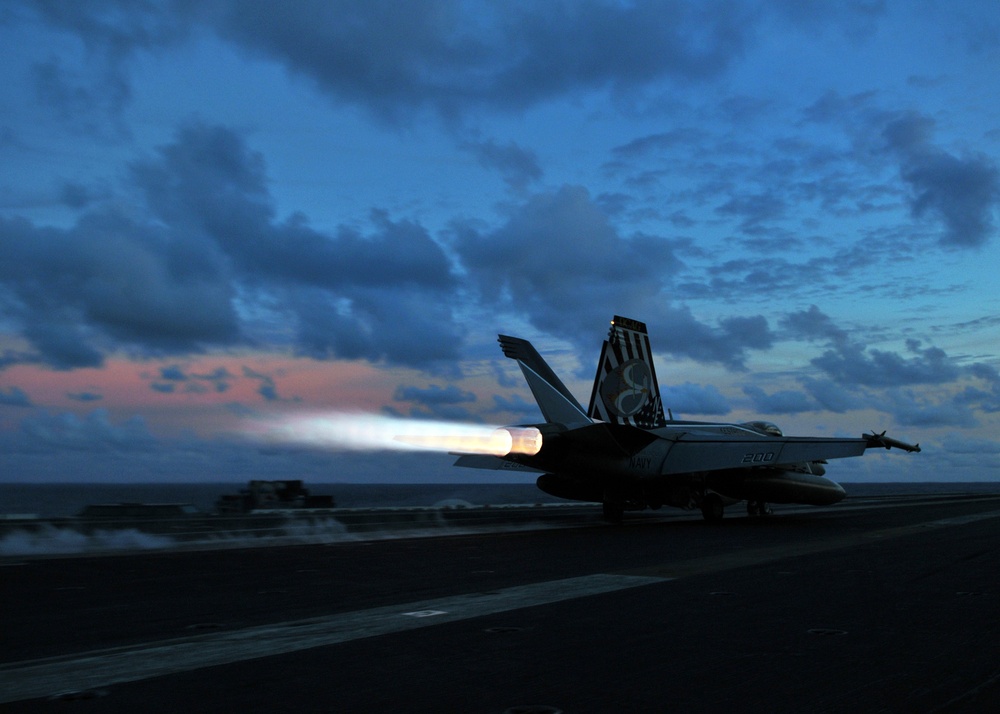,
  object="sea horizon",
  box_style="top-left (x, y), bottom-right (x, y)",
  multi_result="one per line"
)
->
top-left (2, 480), bottom-right (999, 519)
